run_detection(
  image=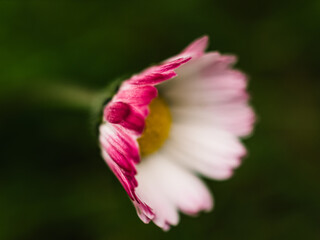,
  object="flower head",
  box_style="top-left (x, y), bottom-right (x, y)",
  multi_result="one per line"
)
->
top-left (99, 36), bottom-right (255, 230)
